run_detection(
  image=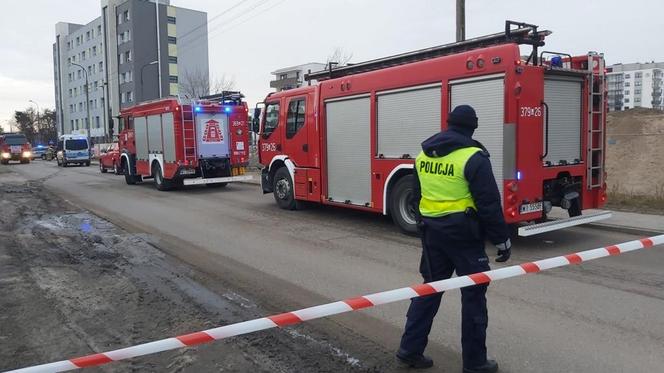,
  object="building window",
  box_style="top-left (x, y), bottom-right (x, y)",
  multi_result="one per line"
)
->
top-left (96, 116), bottom-right (101, 128)
top-left (625, 81), bottom-right (631, 87)
top-left (125, 30), bottom-right (131, 42)
top-left (127, 91), bottom-right (133, 102)
top-left (279, 73), bottom-right (287, 80)
top-left (94, 81), bottom-right (99, 90)
top-left (624, 73), bottom-right (630, 79)
top-left (124, 10), bottom-right (130, 22)
top-left (88, 65), bottom-right (92, 75)
top-left (635, 80), bottom-right (642, 86)
top-left (86, 31), bottom-right (90, 41)
top-left (117, 14), bottom-right (122, 25)
top-left (168, 56), bottom-right (178, 63)
top-left (82, 51), bottom-right (86, 60)
top-left (92, 46), bottom-right (97, 56)
top-left (168, 36), bottom-right (177, 44)
top-left (635, 72), bottom-right (642, 79)
top-left (125, 50), bottom-right (131, 62)
top-left (635, 97), bottom-right (641, 102)
top-left (97, 25), bottom-right (102, 35)
top-left (635, 89), bottom-right (641, 94)
top-left (99, 61), bottom-right (103, 72)
top-left (119, 53), bottom-right (124, 64)
top-left (77, 70), bottom-right (82, 79)
top-left (624, 98), bottom-right (630, 103)
top-left (167, 16), bottom-right (176, 24)
top-left (71, 120), bottom-right (74, 129)
top-left (68, 89), bottom-right (72, 97)
top-left (624, 90), bottom-right (630, 95)
top-left (169, 75), bottom-right (178, 83)
top-left (121, 92), bottom-right (125, 104)
top-left (75, 119), bottom-right (79, 130)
